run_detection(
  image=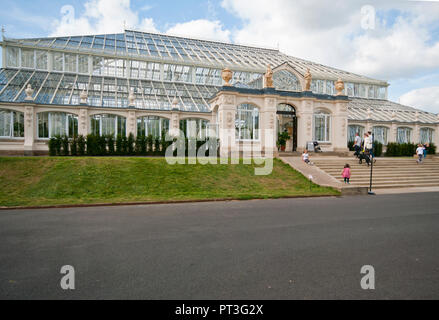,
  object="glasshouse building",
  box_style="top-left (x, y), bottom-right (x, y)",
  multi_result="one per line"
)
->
top-left (0, 29), bottom-right (438, 155)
